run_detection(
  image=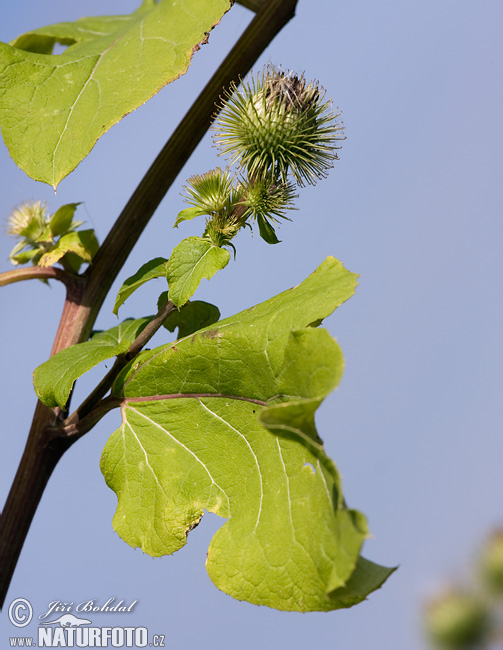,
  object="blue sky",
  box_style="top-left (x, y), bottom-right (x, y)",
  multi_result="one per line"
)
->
top-left (1, 1), bottom-right (502, 648)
